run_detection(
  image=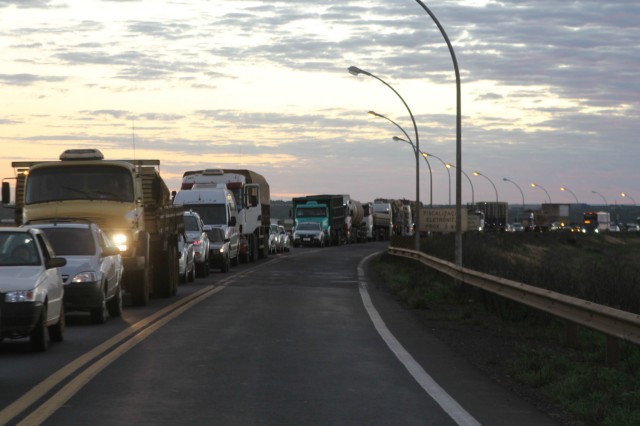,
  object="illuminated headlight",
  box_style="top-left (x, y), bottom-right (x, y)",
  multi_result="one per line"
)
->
top-left (72, 272), bottom-right (98, 283)
top-left (5, 289), bottom-right (36, 303)
top-left (111, 233), bottom-right (129, 252)
top-left (218, 247), bottom-right (225, 254)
